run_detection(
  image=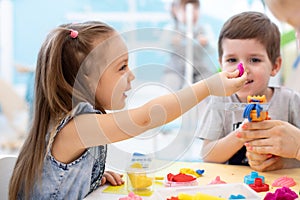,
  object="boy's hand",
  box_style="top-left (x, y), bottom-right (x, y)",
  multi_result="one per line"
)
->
top-left (101, 171), bottom-right (124, 186)
top-left (246, 151), bottom-right (283, 171)
top-left (239, 120), bottom-right (300, 160)
top-left (205, 69), bottom-right (247, 96)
